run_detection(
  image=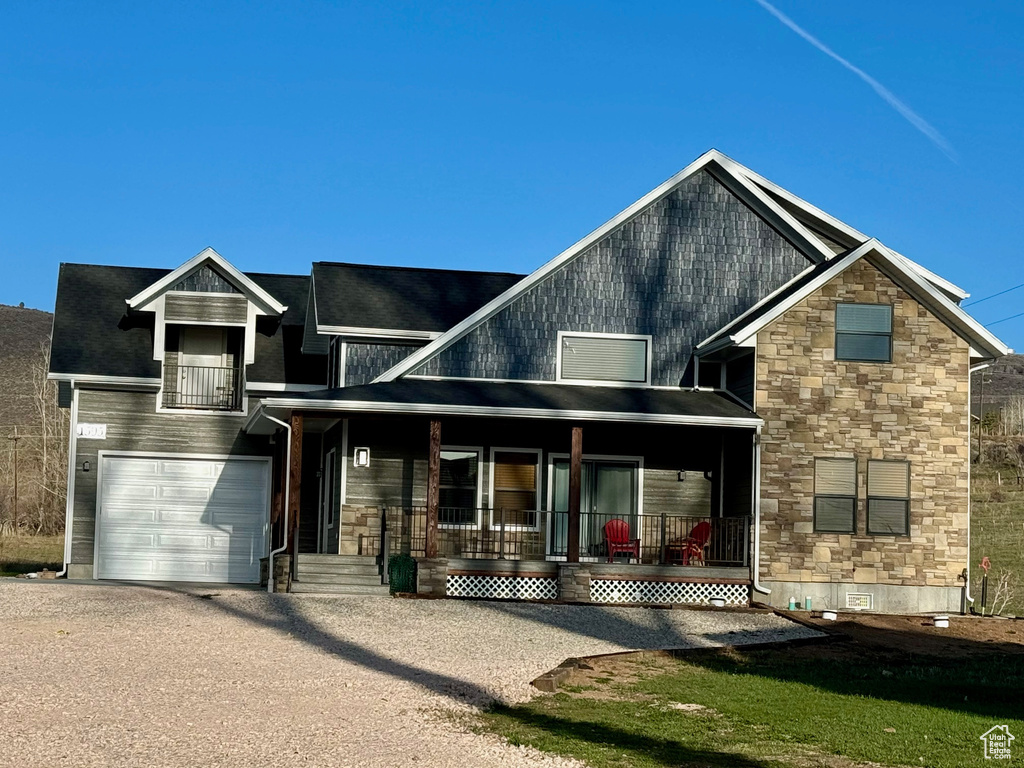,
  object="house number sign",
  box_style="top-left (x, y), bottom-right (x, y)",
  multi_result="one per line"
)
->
top-left (77, 423), bottom-right (107, 440)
